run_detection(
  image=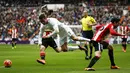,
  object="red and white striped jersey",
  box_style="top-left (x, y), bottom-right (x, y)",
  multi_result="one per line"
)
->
top-left (92, 22), bottom-right (123, 42)
top-left (11, 28), bottom-right (18, 38)
top-left (120, 25), bottom-right (129, 38)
